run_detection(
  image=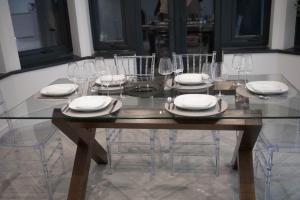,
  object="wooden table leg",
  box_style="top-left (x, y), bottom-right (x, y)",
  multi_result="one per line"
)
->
top-left (231, 125), bottom-right (262, 200)
top-left (52, 110), bottom-right (108, 200)
top-left (52, 111), bottom-right (107, 164)
top-left (68, 137), bottom-right (94, 200)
